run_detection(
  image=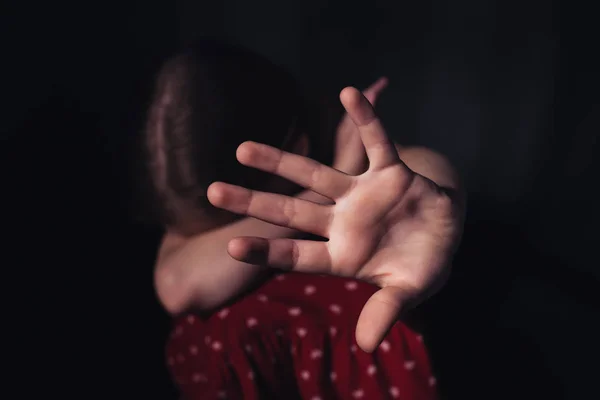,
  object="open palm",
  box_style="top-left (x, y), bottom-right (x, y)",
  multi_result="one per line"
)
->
top-left (207, 87), bottom-right (463, 352)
